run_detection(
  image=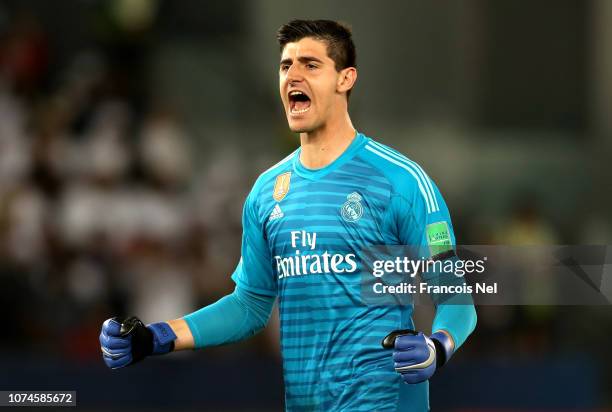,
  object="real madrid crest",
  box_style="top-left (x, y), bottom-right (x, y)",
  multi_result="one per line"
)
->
top-left (341, 192), bottom-right (364, 222)
top-left (273, 172), bottom-right (291, 202)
